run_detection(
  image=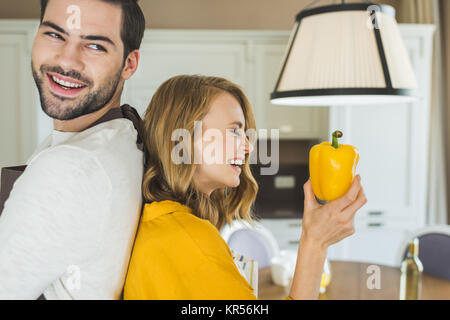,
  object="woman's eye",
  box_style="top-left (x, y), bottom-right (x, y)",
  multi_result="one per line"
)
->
top-left (232, 128), bottom-right (242, 135)
top-left (88, 44), bottom-right (107, 52)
